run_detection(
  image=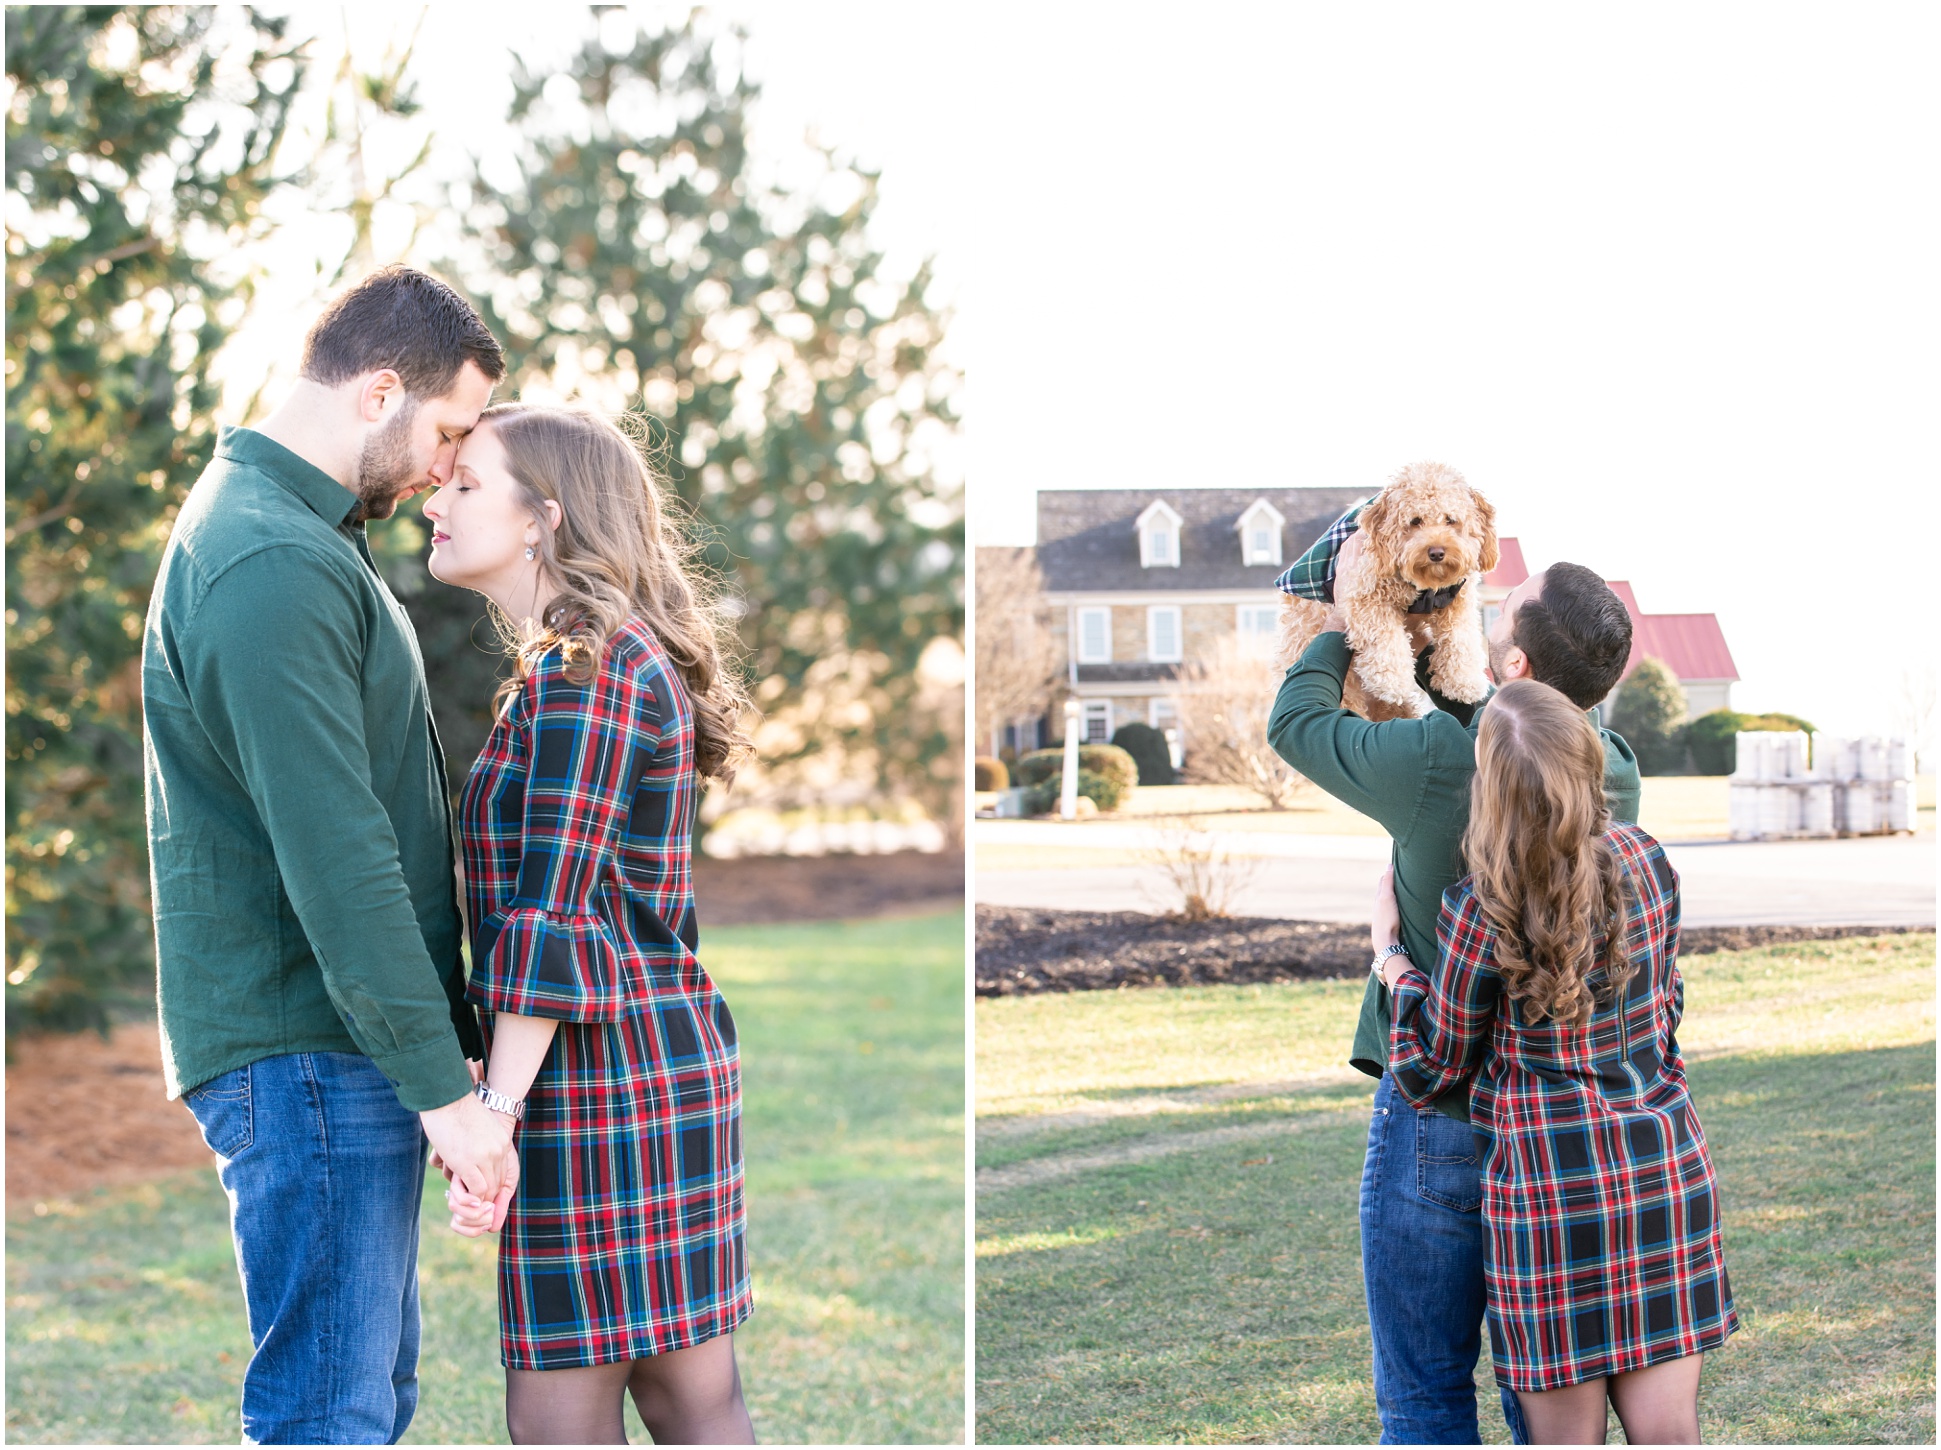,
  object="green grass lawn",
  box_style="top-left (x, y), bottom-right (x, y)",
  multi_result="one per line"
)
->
top-left (976, 933), bottom-right (1936, 1444)
top-left (6, 912), bottom-right (966, 1445)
